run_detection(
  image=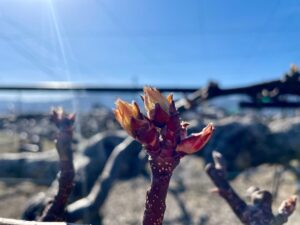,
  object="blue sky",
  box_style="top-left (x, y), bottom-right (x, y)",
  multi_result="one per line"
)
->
top-left (0, 0), bottom-right (300, 88)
